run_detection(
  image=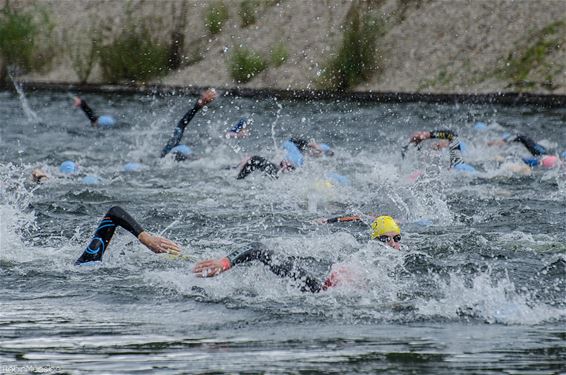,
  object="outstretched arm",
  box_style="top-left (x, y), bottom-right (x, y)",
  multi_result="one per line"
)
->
top-left (161, 88), bottom-right (217, 157)
top-left (75, 206), bottom-right (180, 265)
top-left (74, 96), bottom-right (98, 125)
top-left (193, 242), bottom-right (323, 293)
top-left (314, 214), bottom-right (362, 224)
